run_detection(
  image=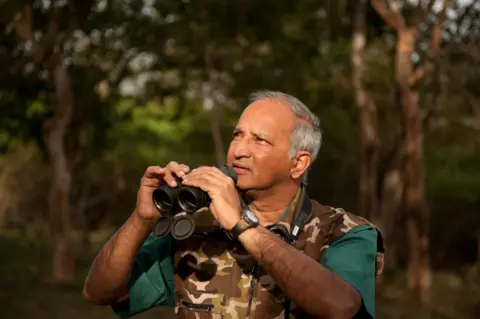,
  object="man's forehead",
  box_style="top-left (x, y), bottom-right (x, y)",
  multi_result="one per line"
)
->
top-left (235, 99), bottom-right (295, 135)
top-left (239, 99), bottom-right (294, 122)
